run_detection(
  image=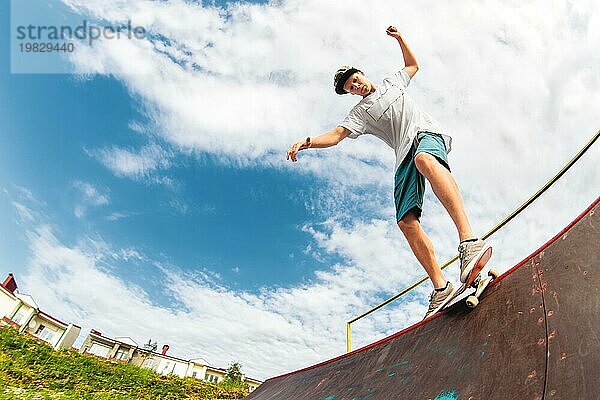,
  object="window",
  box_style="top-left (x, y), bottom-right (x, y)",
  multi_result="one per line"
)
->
top-left (35, 324), bottom-right (46, 335)
top-left (205, 374), bottom-right (219, 383)
top-left (163, 362), bottom-right (171, 374)
top-left (40, 329), bottom-right (55, 342)
top-left (88, 343), bottom-right (111, 358)
top-left (34, 325), bottom-right (56, 343)
top-left (143, 358), bottom-right (154, 368)
top-left (12, 309), bottom-right (28, 326)
top-left (115, 349), bottom-right (128, 360)
top-left (192, 372), bottom-right (197, 378)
